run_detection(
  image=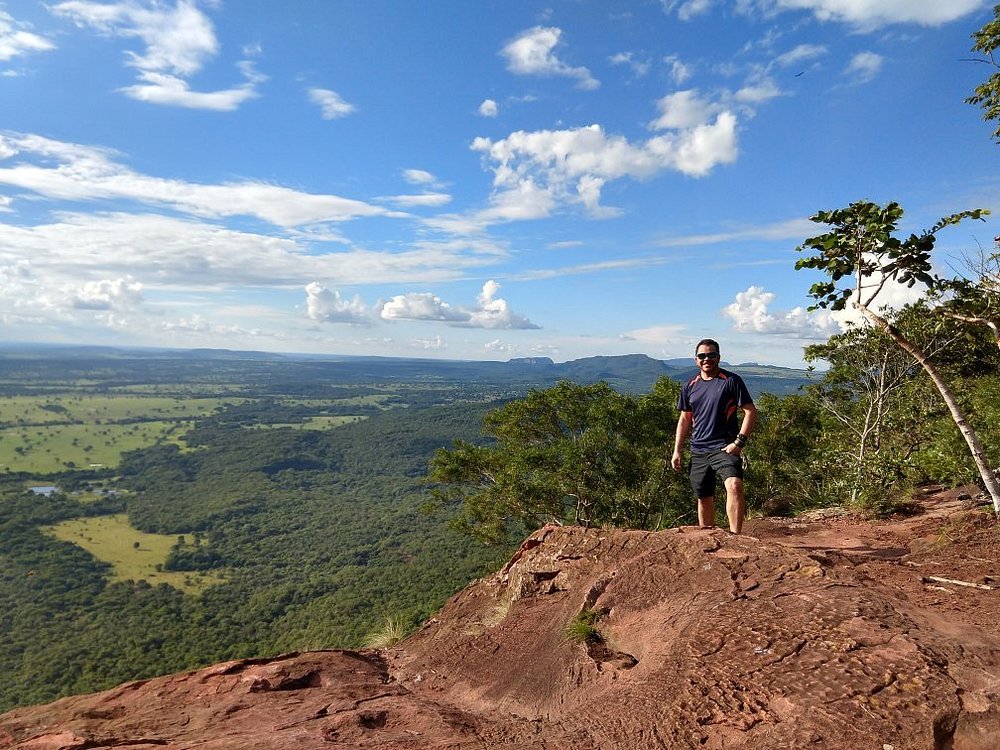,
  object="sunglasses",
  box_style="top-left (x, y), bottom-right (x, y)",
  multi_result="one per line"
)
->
top-left (696, 352), bottom-right (720, 360)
